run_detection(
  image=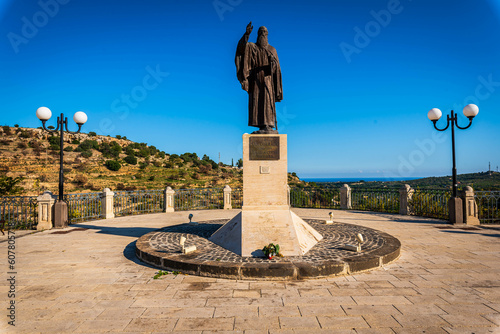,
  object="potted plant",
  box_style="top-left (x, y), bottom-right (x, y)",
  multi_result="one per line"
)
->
top-left (262, 243), bottom-right (281, 259)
